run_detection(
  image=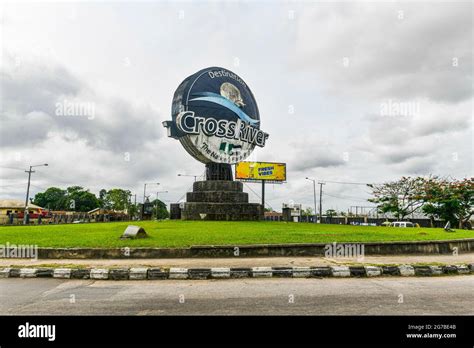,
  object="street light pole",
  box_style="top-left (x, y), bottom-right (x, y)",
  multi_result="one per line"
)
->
top-left (318, 182), bottom-right (326, 224)
top-left (305, 177), bottom-right (317, 224)
top-left (24, 163), bottom-right (48, 225)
